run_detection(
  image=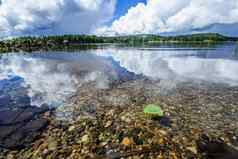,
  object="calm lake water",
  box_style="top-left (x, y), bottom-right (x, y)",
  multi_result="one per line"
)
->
top-left (0, 43), bottom-right (238, 108)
